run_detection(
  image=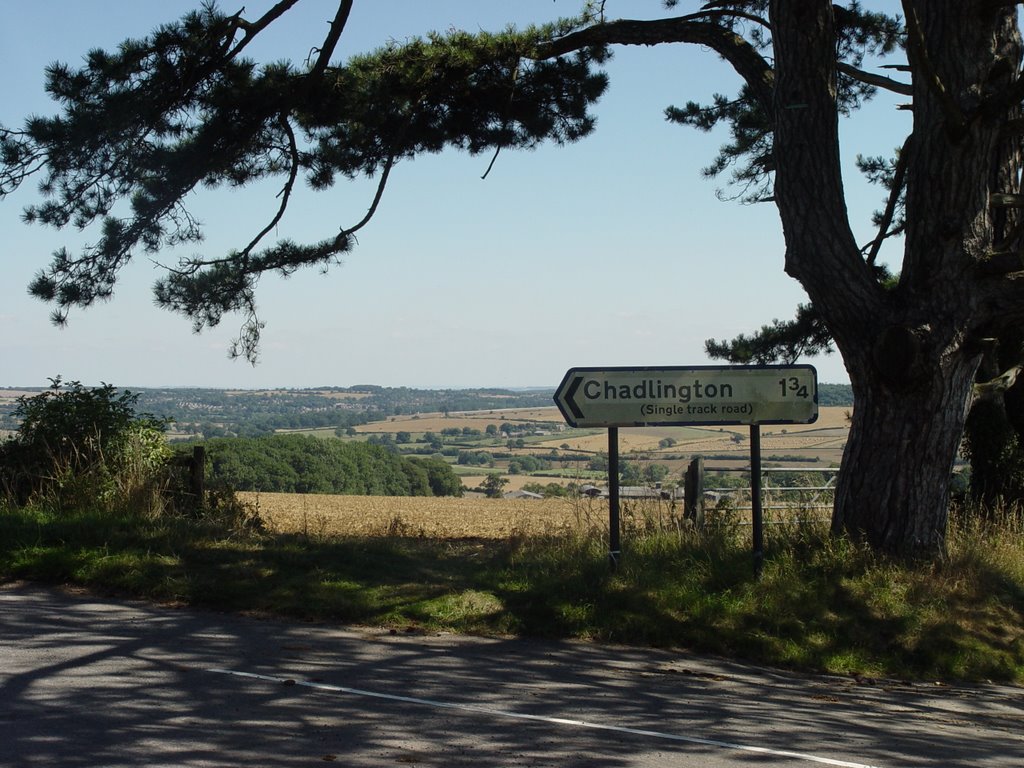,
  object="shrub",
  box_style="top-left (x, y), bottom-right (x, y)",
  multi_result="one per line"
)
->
top-left (0, 378), bottom-right (170, 509)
